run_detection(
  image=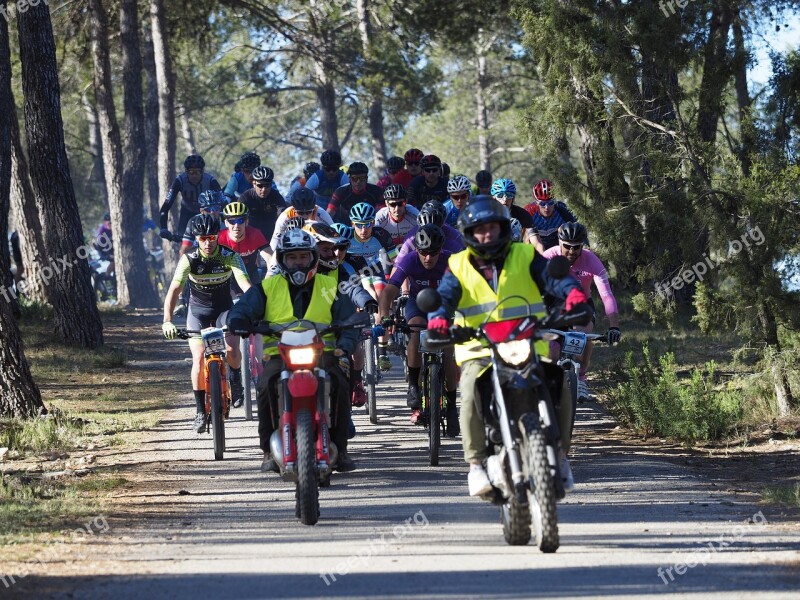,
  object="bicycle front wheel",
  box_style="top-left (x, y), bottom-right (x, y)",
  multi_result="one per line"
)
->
top-left (209, 361), bottom-right (225, 460)
top-left (427, 362), bottom-right (442, 466)
top-left (364, 336), bottom-right (377, 424)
